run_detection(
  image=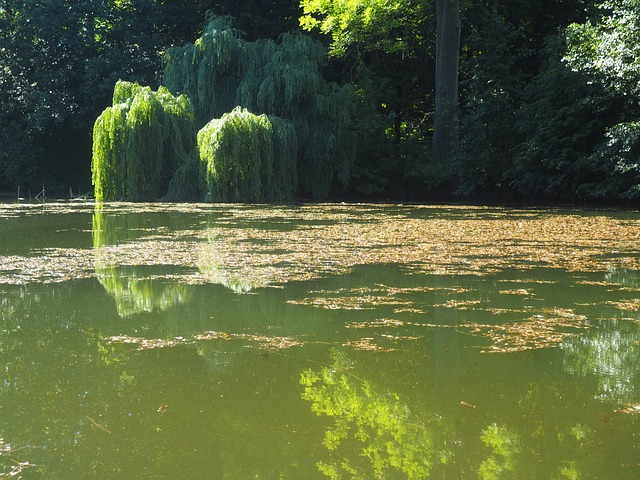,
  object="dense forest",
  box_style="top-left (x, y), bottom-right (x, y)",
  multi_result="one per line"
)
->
top-left (1, 0), bottom-right (639, 203)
